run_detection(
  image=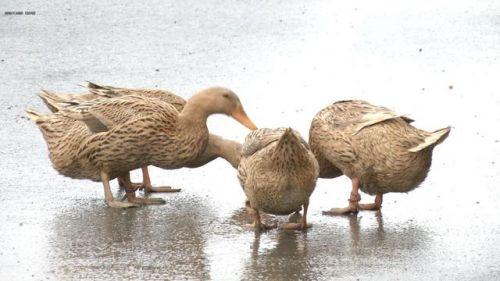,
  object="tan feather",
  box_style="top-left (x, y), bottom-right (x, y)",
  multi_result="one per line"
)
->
top-left (26, 108), bottom-right (43, 122)
top-left (408, 126), bottom-right (451, 152)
